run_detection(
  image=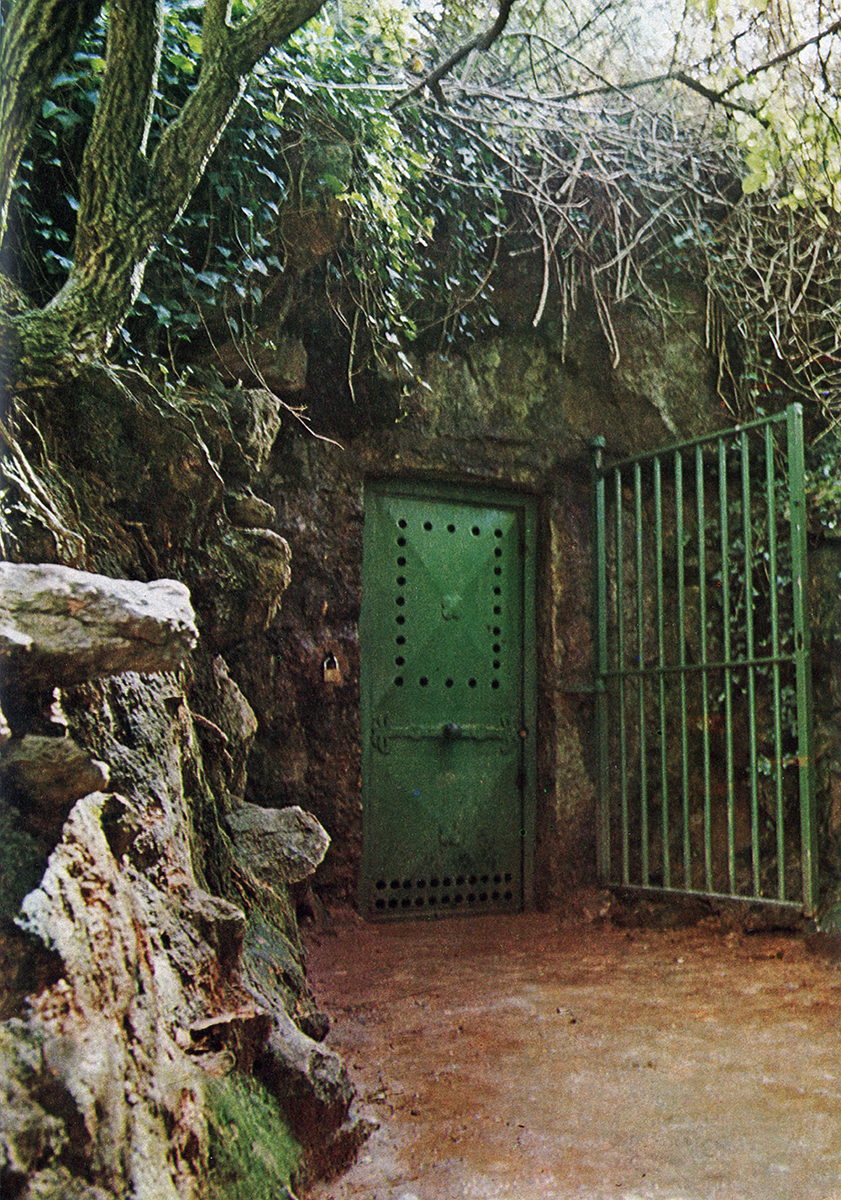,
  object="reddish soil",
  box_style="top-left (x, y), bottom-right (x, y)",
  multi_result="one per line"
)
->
top-left (303, 907), bottom-right (841, 1200)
